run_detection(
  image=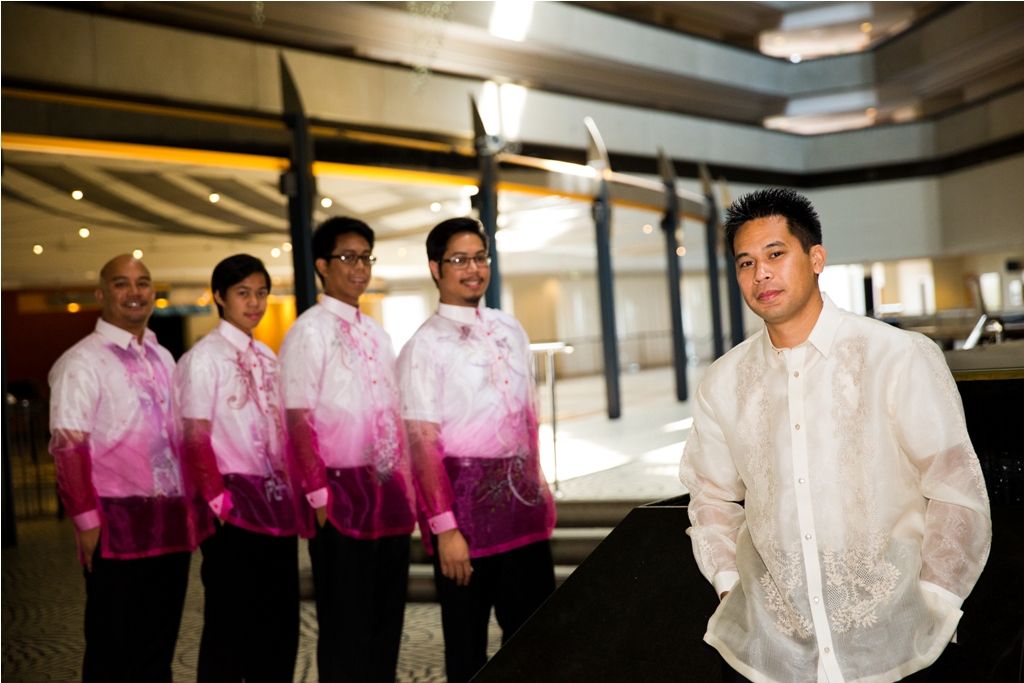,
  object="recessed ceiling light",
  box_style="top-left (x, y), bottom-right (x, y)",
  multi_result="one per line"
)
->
top-left (155, 298), bottom-right (170, 309)
top-left (860, 22), bottom-right (873, 33)
top-left (132, 249), bottom-right (144, 259)
top-left (78, 227), bottom-right (91, 238)
top-left (642, 224), bottom-right (654, 234)
top-left (271, 247), bottom-right (282, 258)
top-left (71, 190), bottom-right (84, 201)
top-left (32, 244), bottom-right (44, 255)
top-left (789, 54), bottom-right (803, 64)
top-left (67, 302), bottom-right (81, 313)
top-left (430, 202), bottom-right (442, 213)
top-left (282, 242), bottom-right (292, 252)
top-left (209, 193), bottom-right (220, 203)
top-left (676, 246), bottom-right (687, 256)
top-left (320, 197), bottom-right (333, 208)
